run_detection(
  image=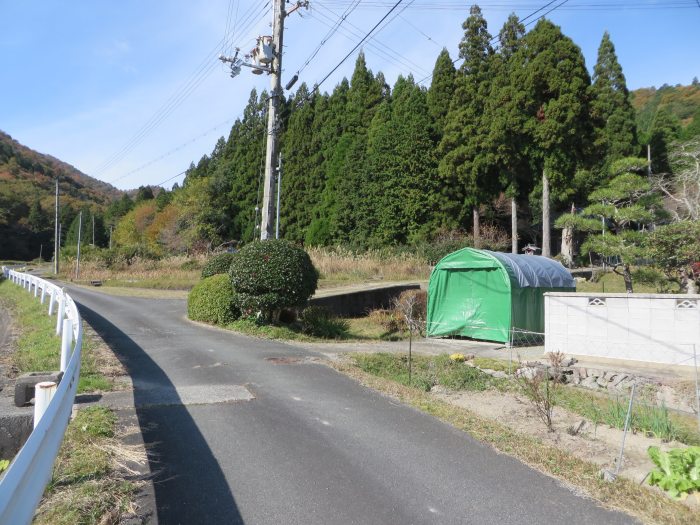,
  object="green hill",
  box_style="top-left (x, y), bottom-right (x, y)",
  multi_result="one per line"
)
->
top-left (631, 82), bottom-right (700, 141)
top-left (0, 131), bottom-right (122, 260)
